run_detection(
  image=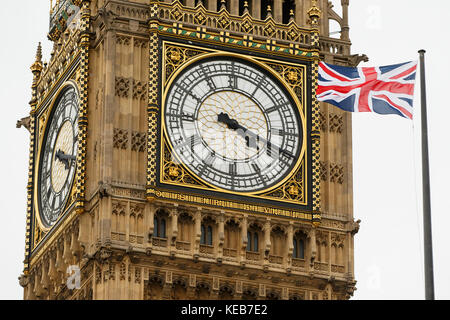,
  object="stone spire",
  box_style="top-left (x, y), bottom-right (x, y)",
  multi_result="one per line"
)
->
top-left (243, 1), bottom-right (249, 15)
top-left (220, 0), bottom-right (227, 11)
top-left (265, 5), bottom-right (272, 20)
top-left (289, 9), bottom-right (295, 23)
top-left (30, 42), bottom-right (43, 79)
